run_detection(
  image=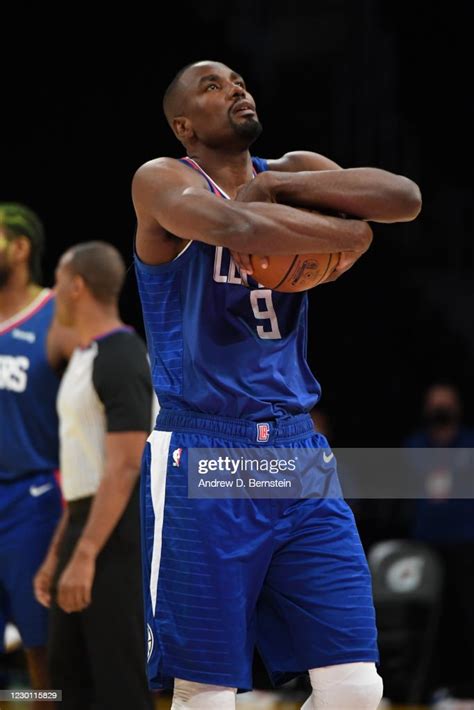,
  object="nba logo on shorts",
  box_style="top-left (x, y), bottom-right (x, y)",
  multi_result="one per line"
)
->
top-left (256, 423), bottom-right (270, 442)
top-left (172, 448), bottom-right (183, 467)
